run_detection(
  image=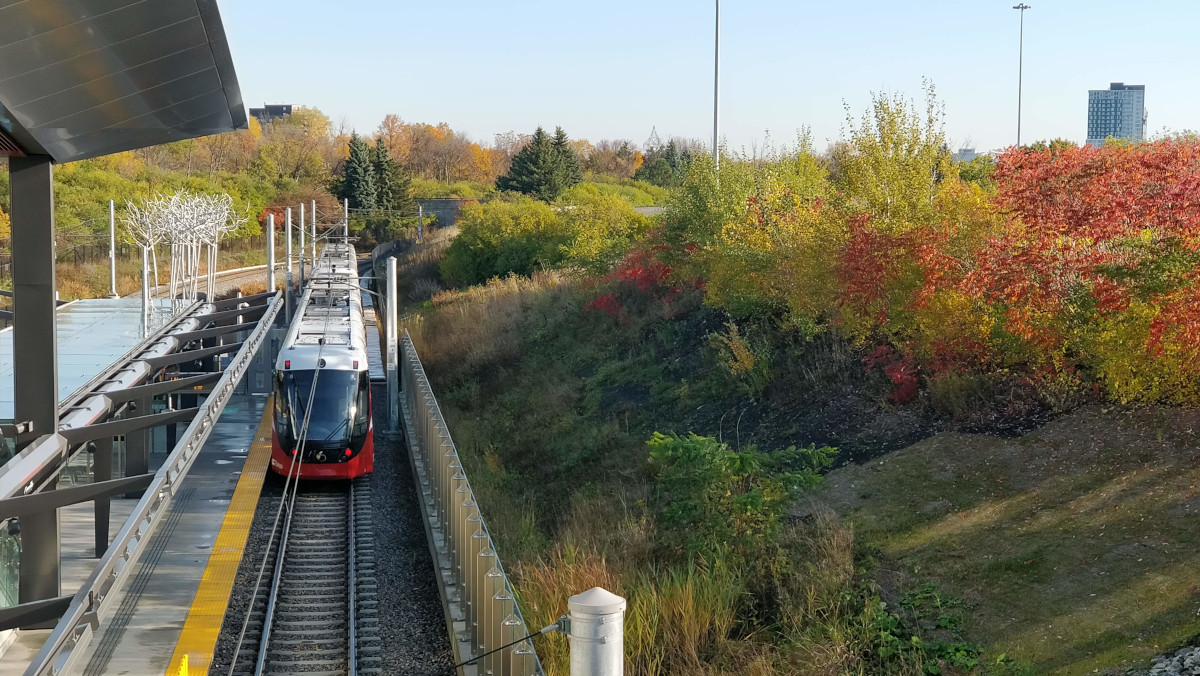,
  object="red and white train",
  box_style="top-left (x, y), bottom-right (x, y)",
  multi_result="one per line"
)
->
top-left (270, 240), bottom-right (374, 480)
